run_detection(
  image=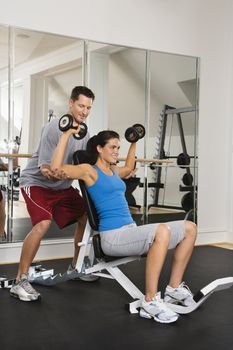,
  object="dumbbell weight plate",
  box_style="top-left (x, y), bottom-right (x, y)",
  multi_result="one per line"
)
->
top-left (125, 127), bottom-right (140, 143)
top-left (177, 152), bottom-right (190, 168)
top-left (133, 124), bottom-right (146, 139)
top-left (182, 173), bottom-right (193, 186)
top-left (73, 122), bottom-right (88, 140)
top-left (59, 114), bottom-right (73, 131)
top-left (181, 192), bottom-right (194, 211)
